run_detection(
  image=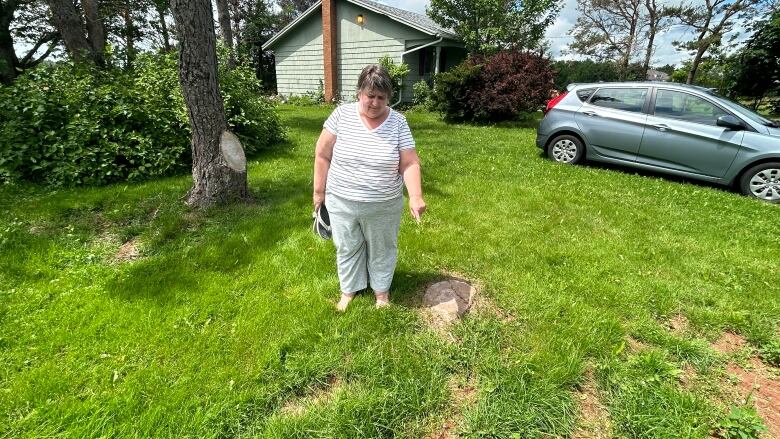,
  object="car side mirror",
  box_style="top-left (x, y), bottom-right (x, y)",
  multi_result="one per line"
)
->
top-left (716, 115), bottom-right (745, 130)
